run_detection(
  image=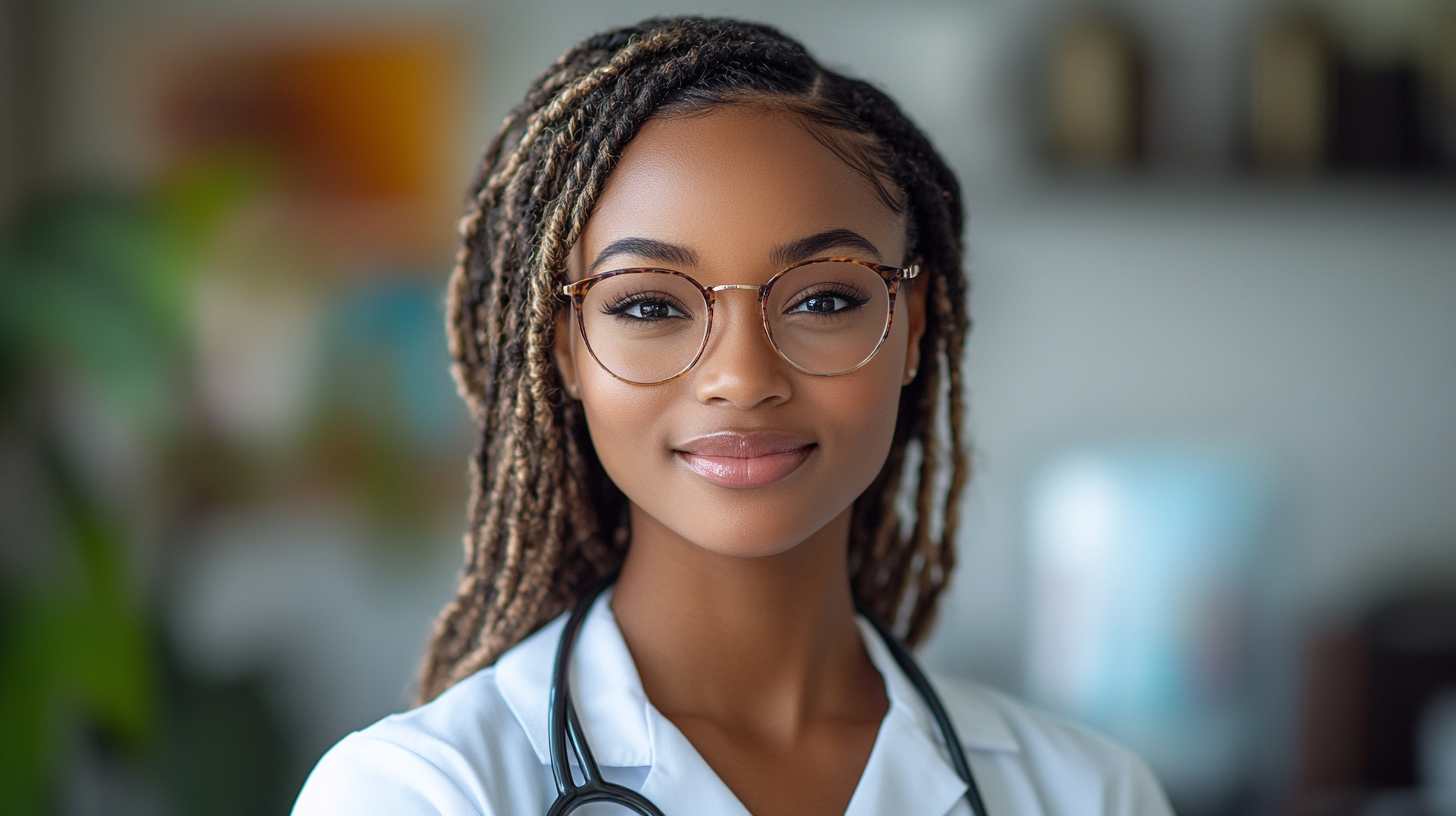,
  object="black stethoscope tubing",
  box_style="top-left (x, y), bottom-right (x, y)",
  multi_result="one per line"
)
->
top-left (546, 578), bottom-right (990, 816)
